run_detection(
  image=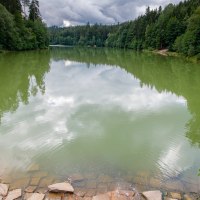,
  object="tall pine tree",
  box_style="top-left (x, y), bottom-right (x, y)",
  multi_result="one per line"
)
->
top-left (29, 0), bottom-right (41, 21)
